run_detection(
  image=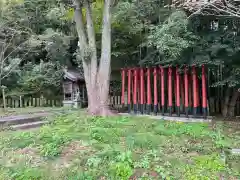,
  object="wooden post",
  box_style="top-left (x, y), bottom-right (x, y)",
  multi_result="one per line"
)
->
top-left (137, 69), bottom-right (140, 110)
top-left (189, 74), bottom-right (192, 113)
top-left (180, 75), bottom-right (185, 112)
top-left (1, 86), bottom-right (6, 111)
top-left (140, 68), bottom-right (144, 114)
top-left (20, 96), bottom-right (22, 108)
top-left (184, 66), bottom-right (189, 117)
top-left (127, 69), bottom-right (132, 113)
top-left (147, 67), bottom-right (152, 114)
top-left (29, 97), bottom-right (32, 107)
top-left (133, 68), bottom-right (138, 114)
top-left (153, 67), bottom-right (158, 115)
top-left (24, 97), bottom-right (27, 107)
top-left (176, 67), bottom-right (180, 116)
top-left (192, 65), bottom-right (197, 117)
top-left (160, 66), bottom-right (165, 115)
top-left (121, 68), bottom-right (125, 106)
top-left (38, 98), bottom-right (40, 107)
top-left (168, 66), bottom-right (173, 116)
top-left (202, 65), bottom-right (207, 118)
top-left (196, 76), bottom-right (200, 113)
top-left (33, 98), bottom-right (36, 107)
top-left (40, 94), bottom-right (43, 106)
